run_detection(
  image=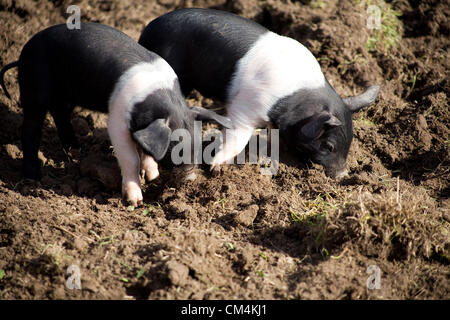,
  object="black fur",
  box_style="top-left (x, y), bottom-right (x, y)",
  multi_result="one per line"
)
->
top-left (1, 22), bottom-right (224, 180)
top-left (10, 23), bottom-right (162, 179)
top-left (19, 23), bottom-right (159, 113)
top-left (132, 119), bottom-right (172, 161)
top-left (129, 85), bottom-right (197, 162)
top-left (139, 8), bottom-right (267, 101)
top-left (139, 9), bottom-right (379, 177)
top-left (269, 81), bottom-right (353, 176)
